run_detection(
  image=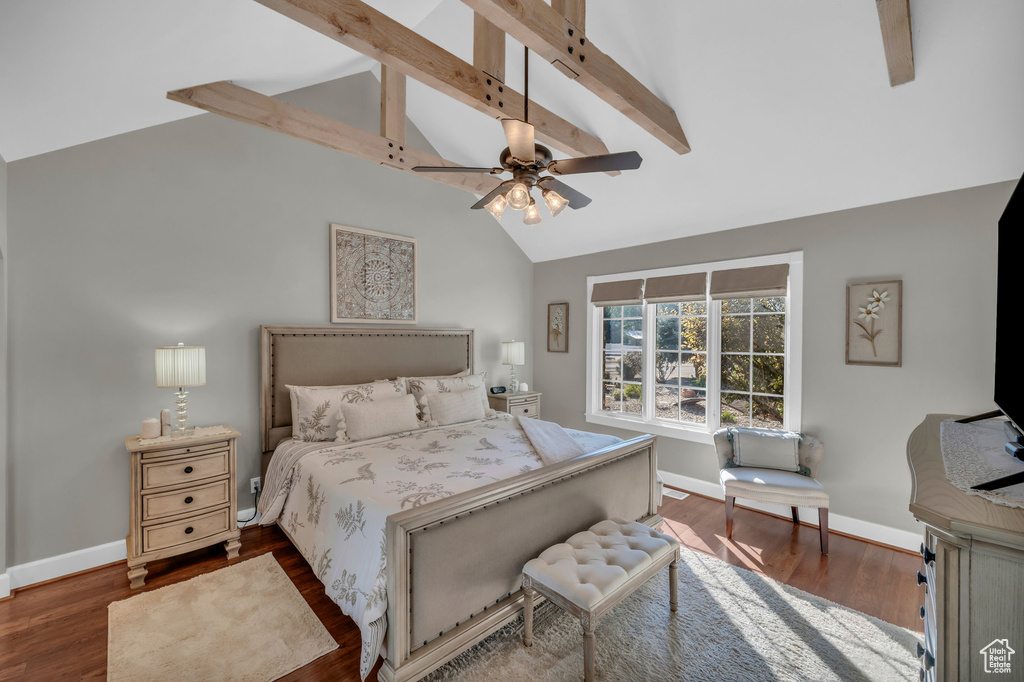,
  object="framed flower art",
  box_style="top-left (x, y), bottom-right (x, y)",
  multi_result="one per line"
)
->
top-left (845, 280), bottom-right (902, 366)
